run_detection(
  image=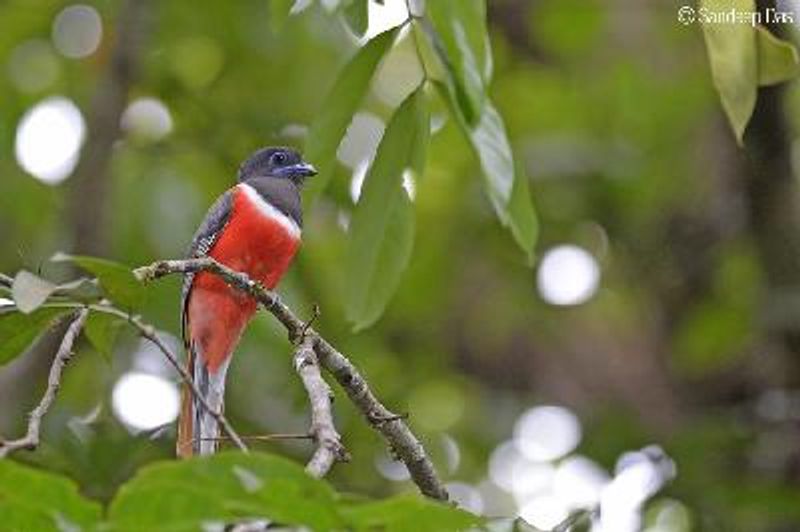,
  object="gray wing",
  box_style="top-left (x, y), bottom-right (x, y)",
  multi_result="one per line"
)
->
top-left (181, 189), bottom-right (234, 347)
